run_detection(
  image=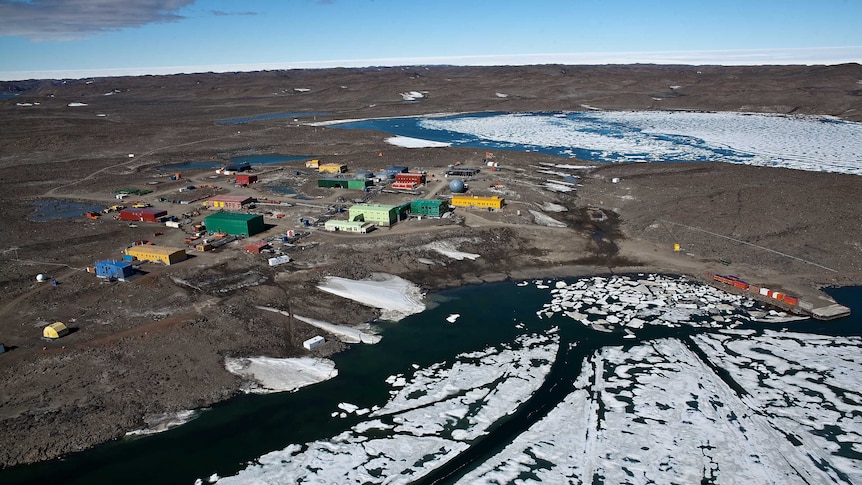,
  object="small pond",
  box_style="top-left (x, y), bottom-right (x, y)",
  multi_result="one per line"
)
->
top-left (28, 199), bottom-right (105, 222)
